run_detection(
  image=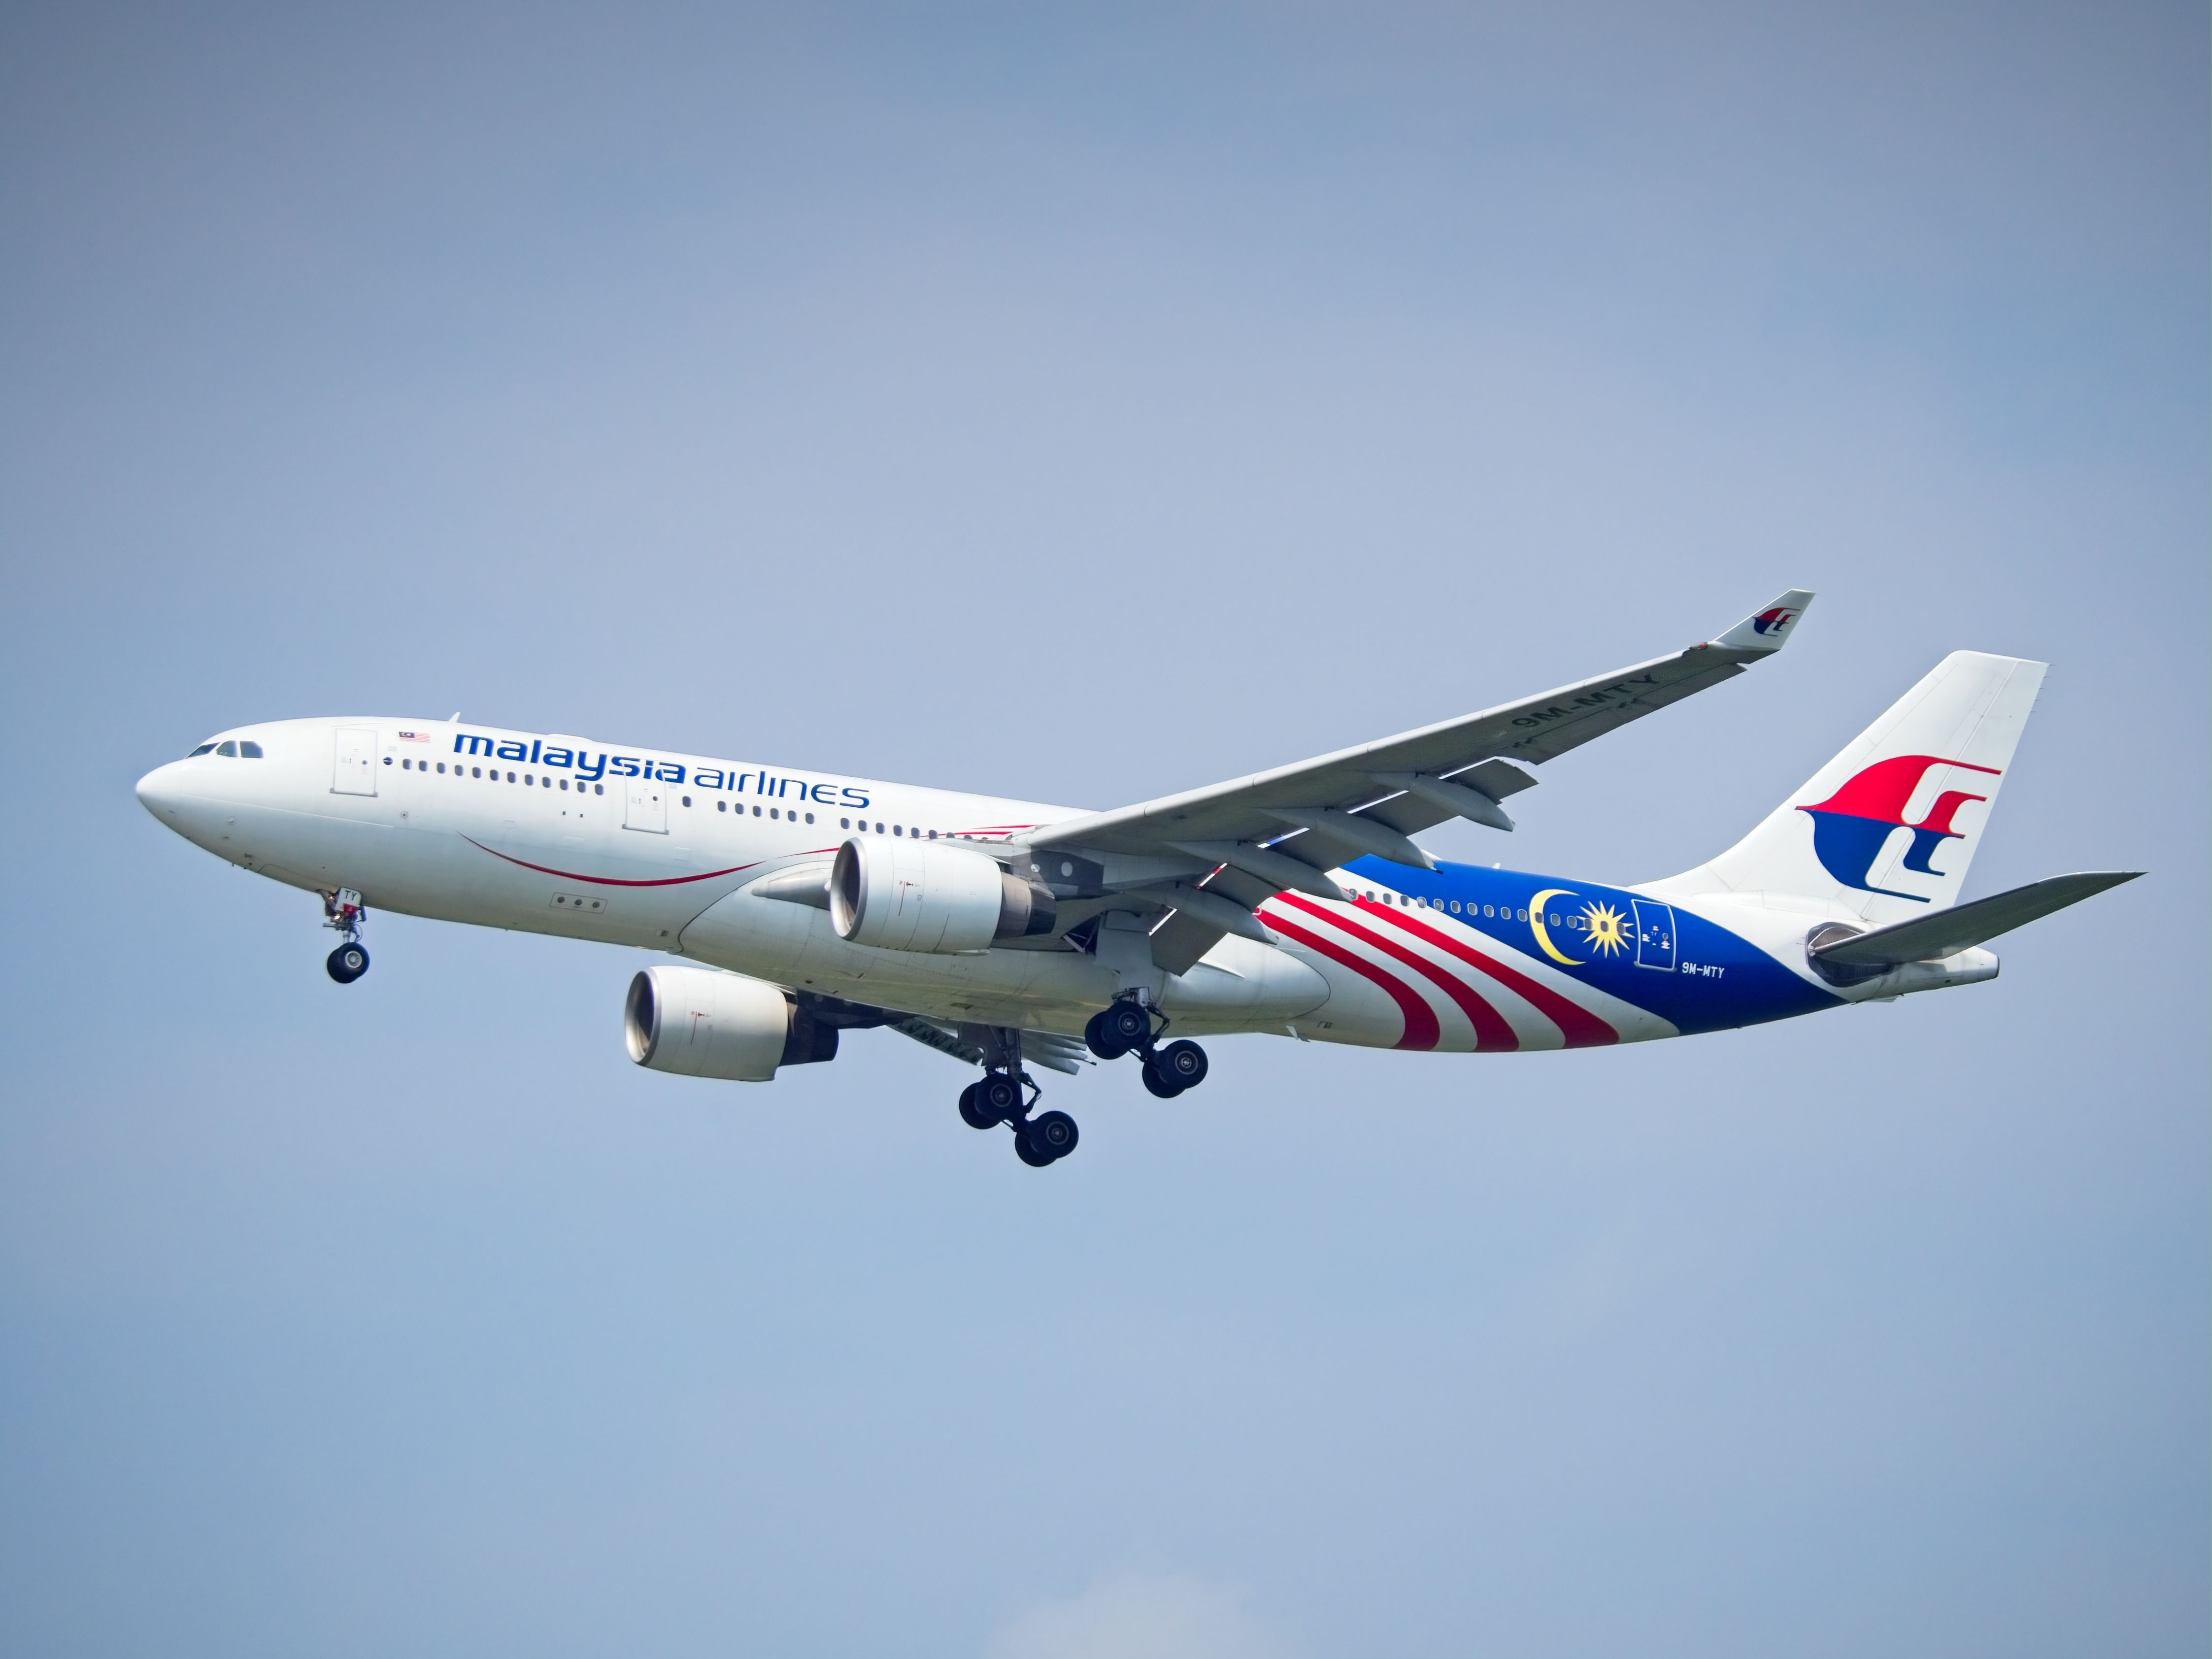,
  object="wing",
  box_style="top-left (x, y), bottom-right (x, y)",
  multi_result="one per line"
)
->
top-left (1026, 590), bottom-right (1814, 972)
